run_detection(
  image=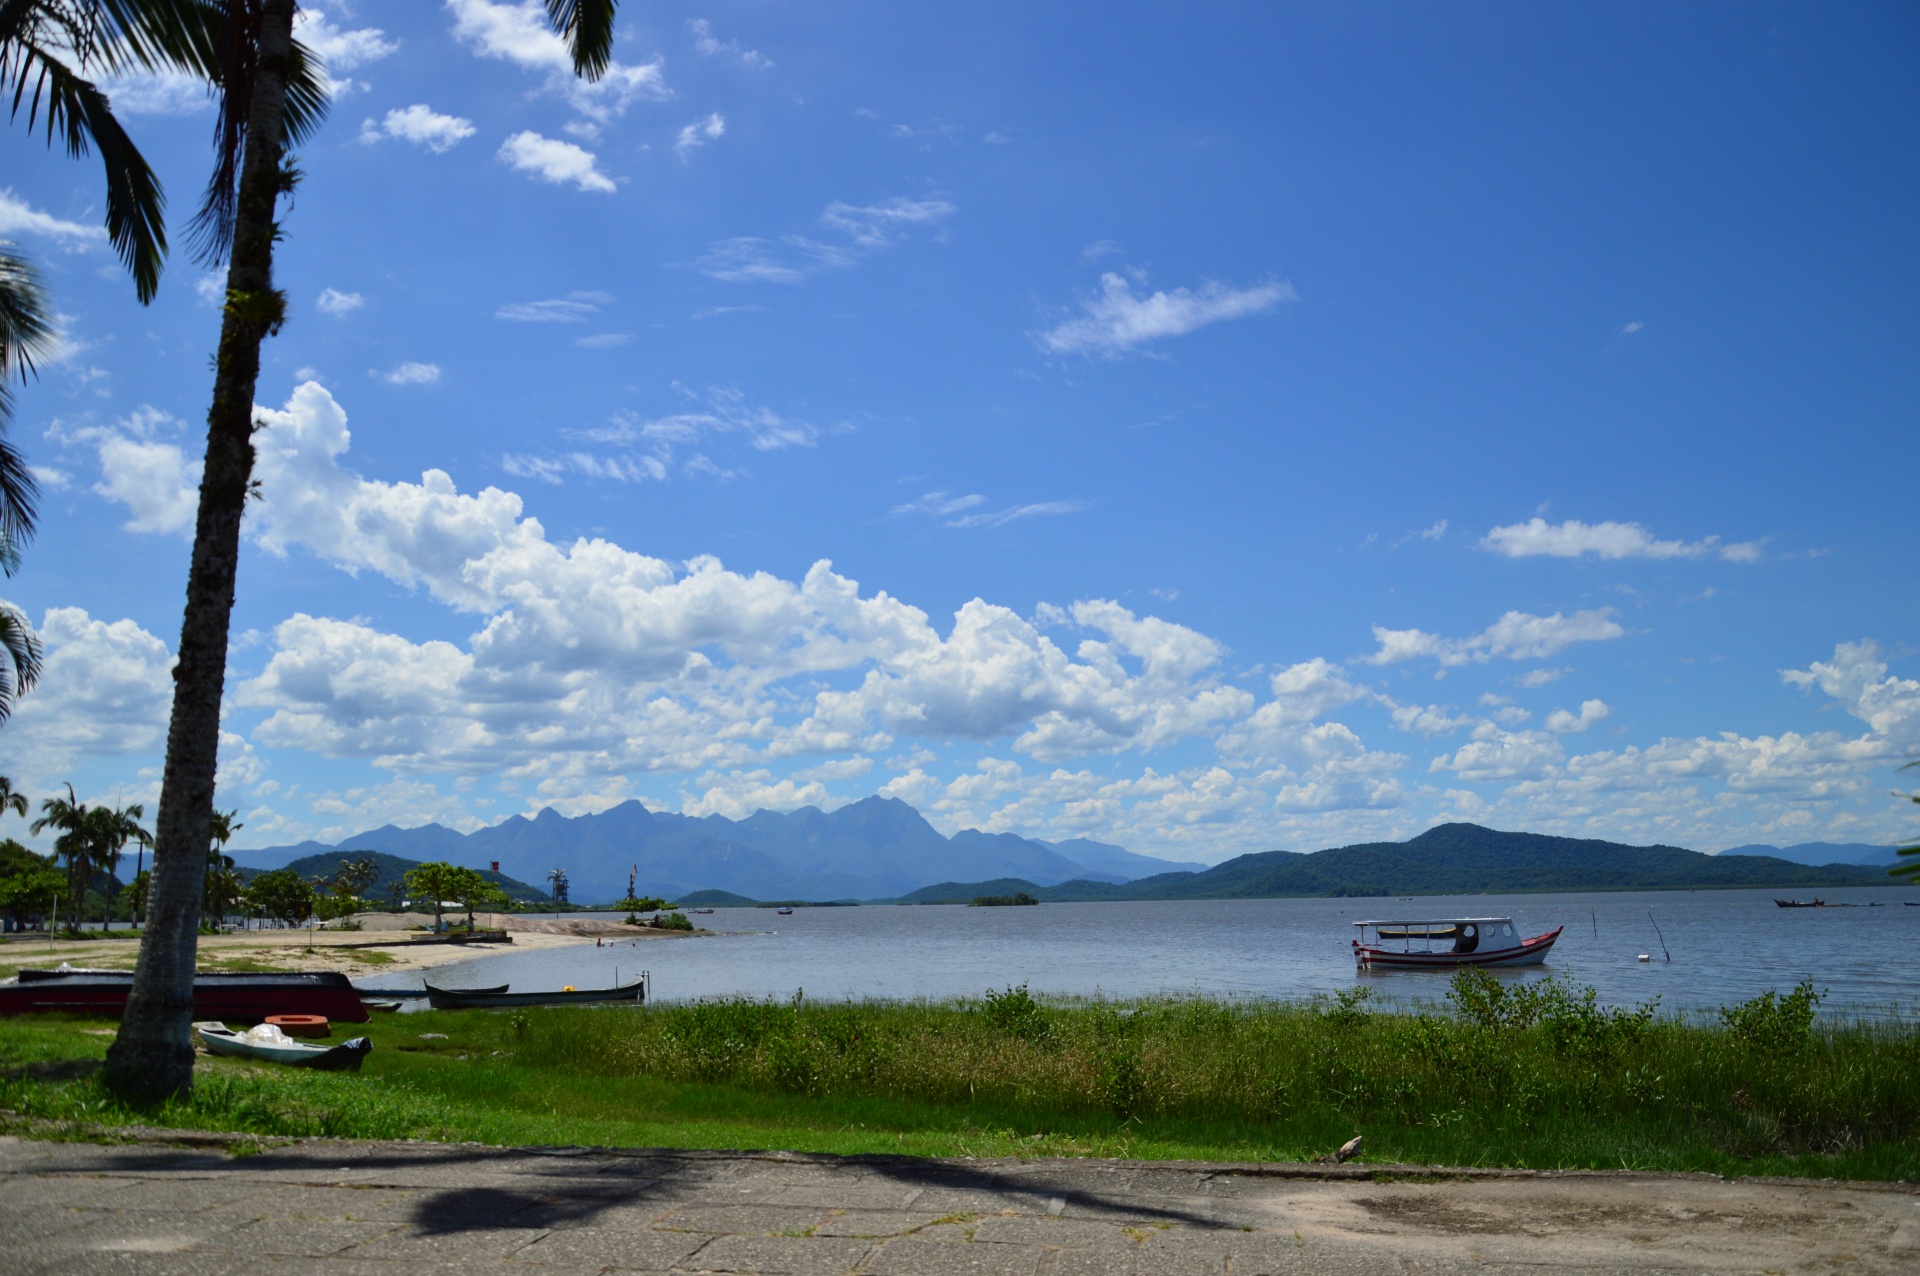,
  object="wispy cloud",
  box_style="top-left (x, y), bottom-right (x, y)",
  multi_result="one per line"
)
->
top-left (689, 18), bottom-right (772, 69)
top-left (892, 491), bottom-right (988, 518)
top-left (893, 491), bottom-right (1085, 529)
top-left (0, 190), bottom-right (104, 245)
top-left (695, 196), bottom-right (955, 283)
top-left (1365, 609), bottom-right (1625, 667)
top-left (375, 361), bottom-right (441, 386)
top-left (504, 387), bottom-right (823, 483)
top-left (1037, 271), bottom-right (1295, 357)
top-left (495, 292), bottom-right (612, 322)
top-left (497, 131), bottom-right (615, 192)
top-left (1482, 518), bottom-right (1761, 563)
top-left (675, 112), bottom-right (726, 158)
